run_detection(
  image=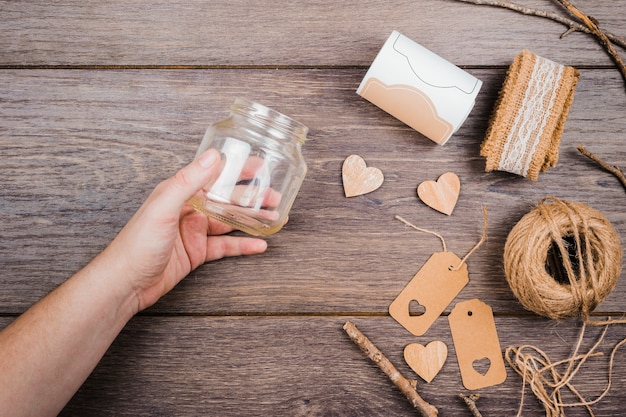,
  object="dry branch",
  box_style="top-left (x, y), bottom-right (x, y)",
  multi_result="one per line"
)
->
top-left (577, 145), bottom-right (626, 193)
top-left (450, 0), bottom-right (626, 48)
top-left (343, 321), bottom-right (438, 417)
top-left (452, 0), bottom-right (626, 91)
top-left (452, 0), bottom-right (626, 49)
top-left (556, 0), bottom-right (626, 85)
top-left (459, 393), bottom-right (484, 417)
